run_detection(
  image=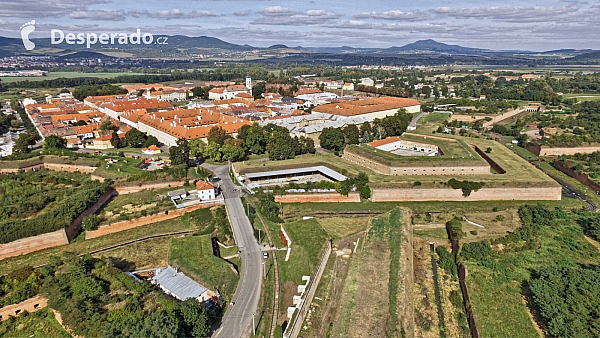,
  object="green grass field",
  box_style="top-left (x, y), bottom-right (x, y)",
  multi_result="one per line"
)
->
top-left (281, 198), bottom-right (585, 219)
top-left (315, 216), bottom-right (371, 238)
top-left (562, 93), bottom-right (600, 102)
top-left (168, 235), bottom-right (239, 302)
top-left (277, 218), bottom-right (329, 285)
top-left (0, 72), bottom-right (147, 83)
top-left (0, 308), bottom-right (70, 338)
